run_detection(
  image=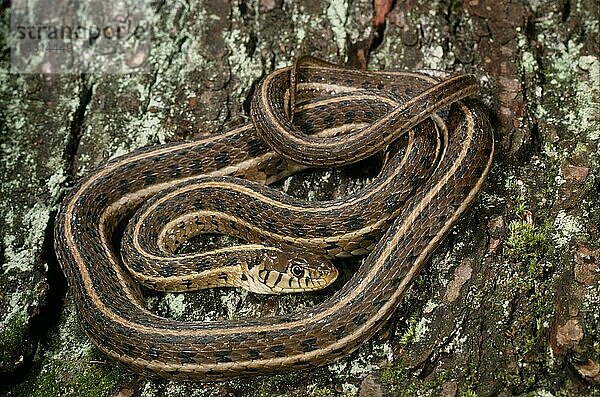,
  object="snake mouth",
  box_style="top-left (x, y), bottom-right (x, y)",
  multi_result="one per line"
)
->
top-left (318, 262), bottom-right (339, 285)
